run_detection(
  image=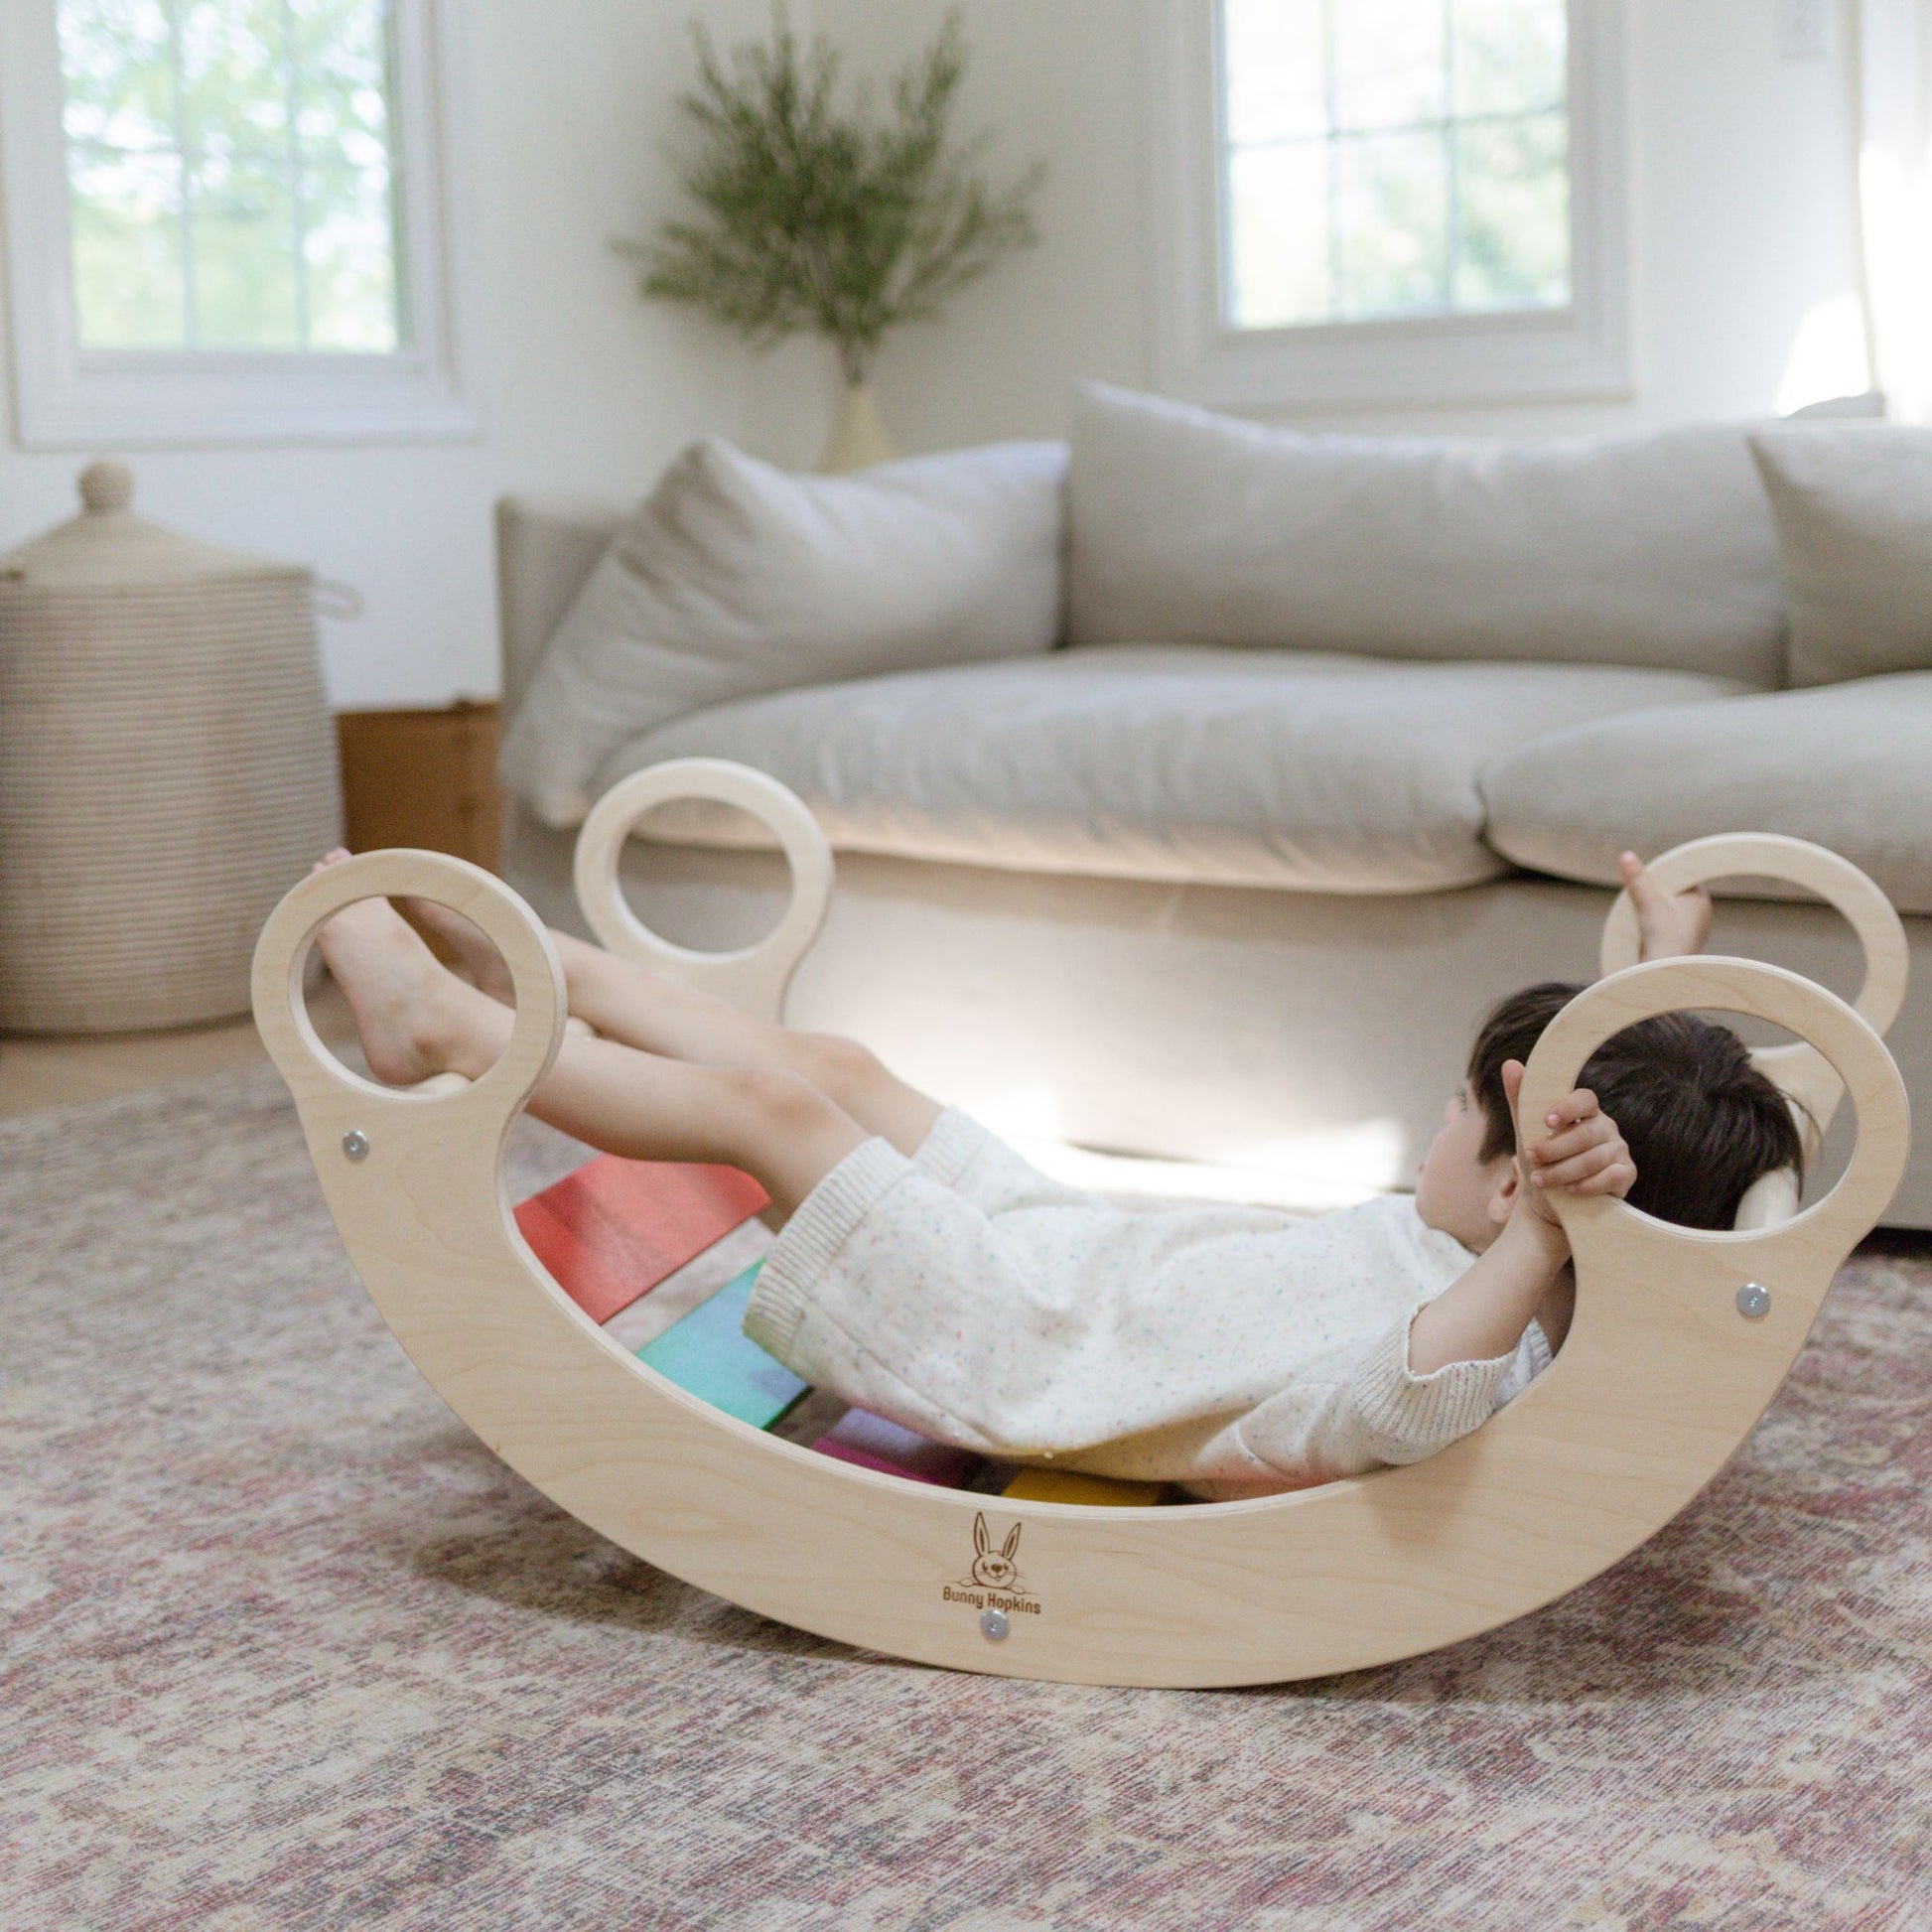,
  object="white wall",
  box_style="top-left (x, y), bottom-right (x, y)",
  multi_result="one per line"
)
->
top-left (0, 0), bottom-right (842, 709)
top-left (0, 0), bottom-right (1868, 706)
top-left (819, 0), bottom-right (1868, 445)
